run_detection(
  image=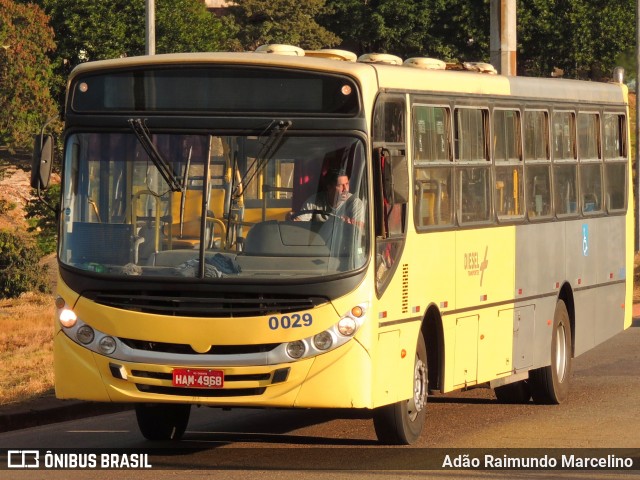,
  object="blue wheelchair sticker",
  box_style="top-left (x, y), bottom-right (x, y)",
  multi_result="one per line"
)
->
top-left (582, 224), bottom-right (589, 257)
